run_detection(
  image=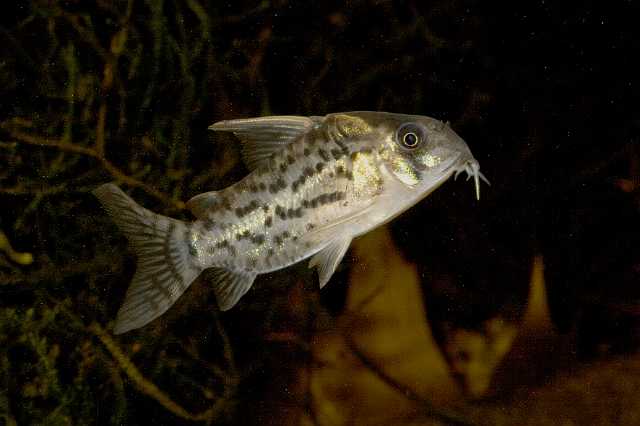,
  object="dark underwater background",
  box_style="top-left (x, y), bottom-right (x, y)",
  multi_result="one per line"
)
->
top-left (1, 1), bottom-right (638, 425)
